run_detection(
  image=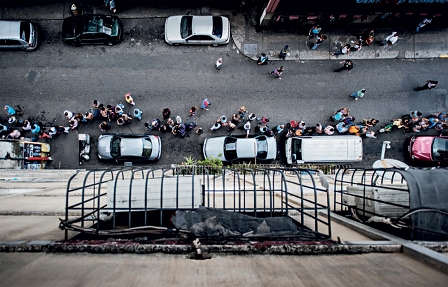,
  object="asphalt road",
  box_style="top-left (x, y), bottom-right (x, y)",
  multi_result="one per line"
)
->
top-left (1, 18), bottom-right (447, 169)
